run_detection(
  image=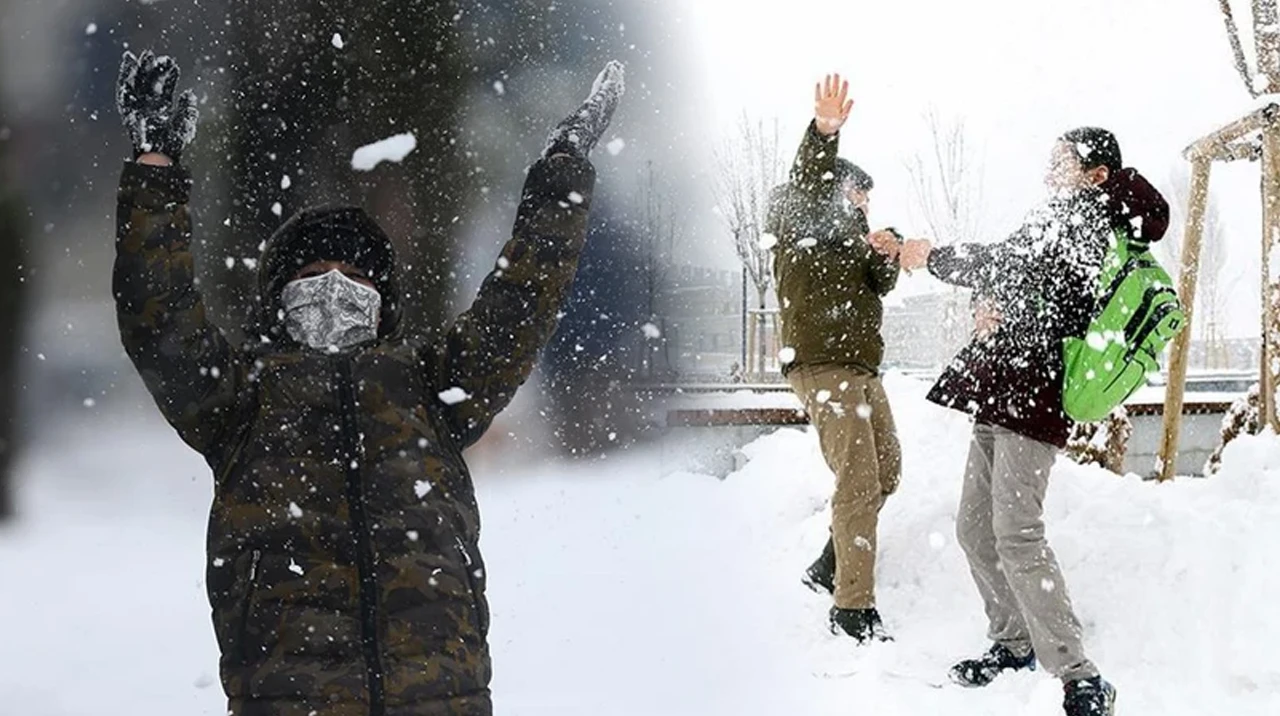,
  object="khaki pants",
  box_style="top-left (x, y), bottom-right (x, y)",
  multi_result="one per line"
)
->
top-left (788, 365), bottom-right (901, 609)
top-left (956, 422), bottom-right (1098, 682)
